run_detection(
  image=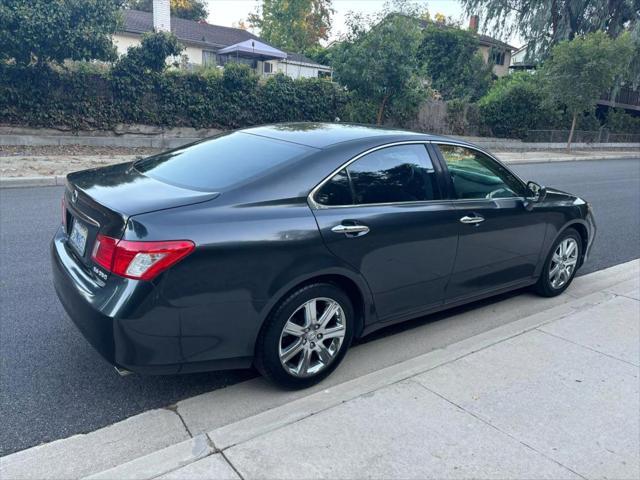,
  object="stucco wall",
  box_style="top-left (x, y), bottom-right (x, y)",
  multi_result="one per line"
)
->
top-left (113, 33), bottom-right (141, 55)
top-left (183, 45), bottom-right (204, 65)
top-left (478, 45), bottom-right (511, 77)
top-left (275, 61), bottom-right (324, 79)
